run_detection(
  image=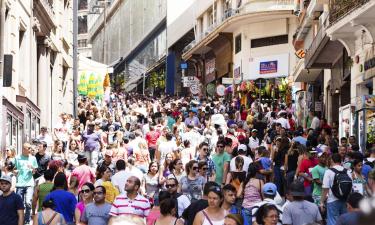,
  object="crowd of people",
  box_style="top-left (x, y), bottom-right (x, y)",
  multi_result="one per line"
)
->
top-left (1, 92), bottom-right (375, 225)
